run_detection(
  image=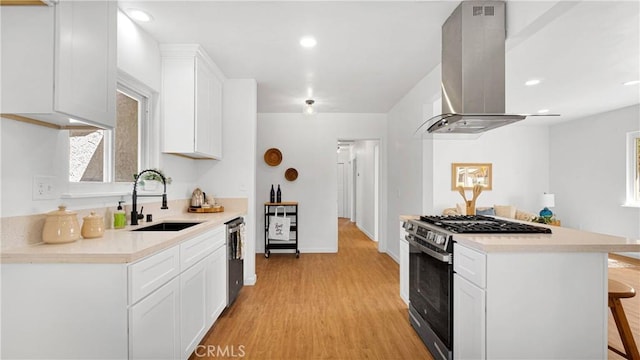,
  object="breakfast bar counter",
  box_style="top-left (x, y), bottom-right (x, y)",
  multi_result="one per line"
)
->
top-left (401, 214), bottom-right (640, 253)
top-left (400, 214), bottom-right (640, 359)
